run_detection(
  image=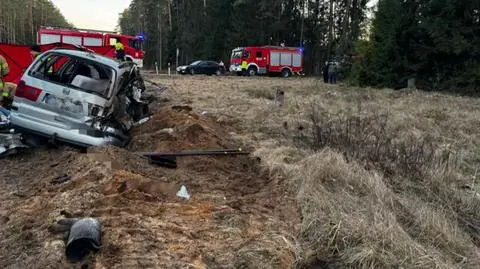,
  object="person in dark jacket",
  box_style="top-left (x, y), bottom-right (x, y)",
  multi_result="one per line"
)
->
top-left (322, 62), bottom-right (329, 83)
top-left (328, 62), bottom-right (338, 84)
